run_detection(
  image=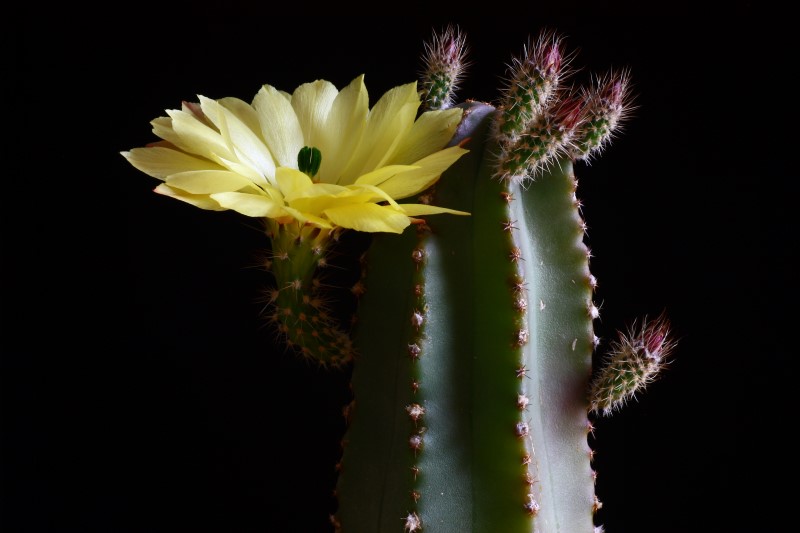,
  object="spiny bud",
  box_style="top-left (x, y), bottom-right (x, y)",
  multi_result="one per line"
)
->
top-left (420, 25), bottom-right (468, 110)
top-left (495, 30), bottom-right (569, 144)
top-left (571, 69), bottom-right (634, 161)
top-left (589, 312), bottom-right (676, 416)
top-left (495, 96), bottom-right (583, 184)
